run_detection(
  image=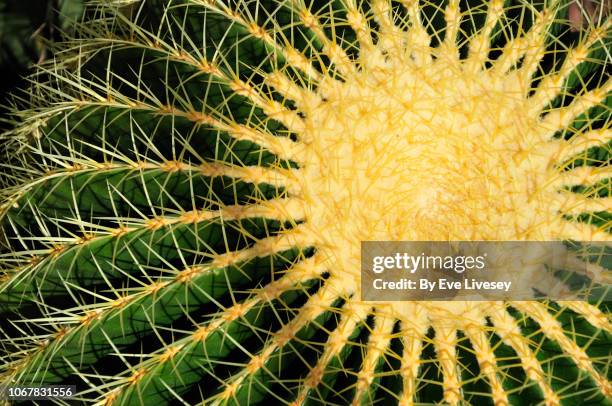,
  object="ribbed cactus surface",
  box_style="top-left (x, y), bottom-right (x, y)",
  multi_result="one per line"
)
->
top-left (0, 0), bottom-right (610, 404)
